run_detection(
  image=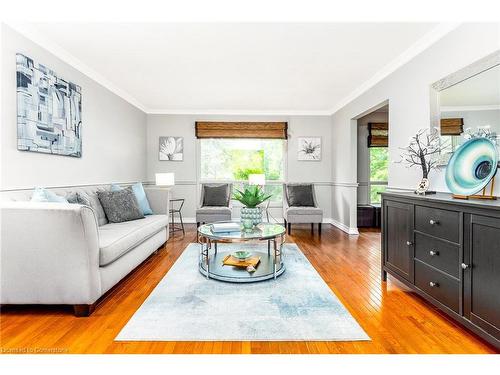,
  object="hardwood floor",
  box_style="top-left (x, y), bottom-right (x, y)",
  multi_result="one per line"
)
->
top-left (0, 224), bottom-right (497, 354)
